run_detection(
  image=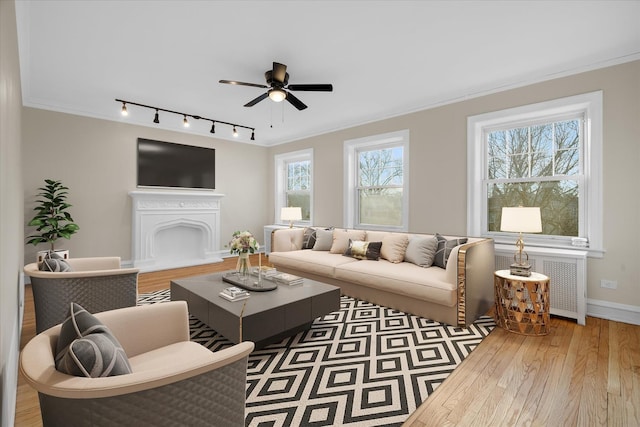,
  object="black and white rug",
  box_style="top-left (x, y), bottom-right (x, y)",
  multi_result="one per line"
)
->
top-left (138, 290), bottom-right (495, 427)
